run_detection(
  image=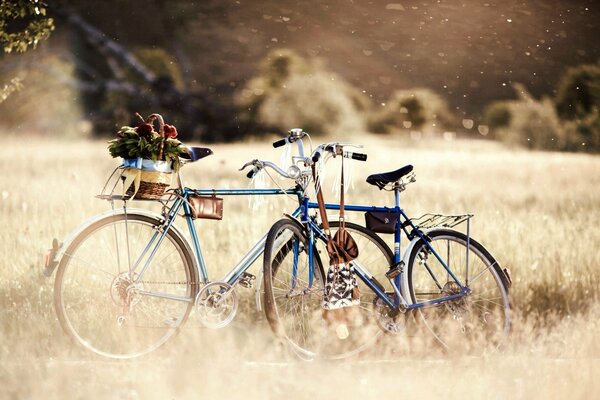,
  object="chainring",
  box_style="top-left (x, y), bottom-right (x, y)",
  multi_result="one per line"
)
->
top-left (195, 281), bottom-right (238, 329)
top-left (373, 293), bottom-right (407, 335)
